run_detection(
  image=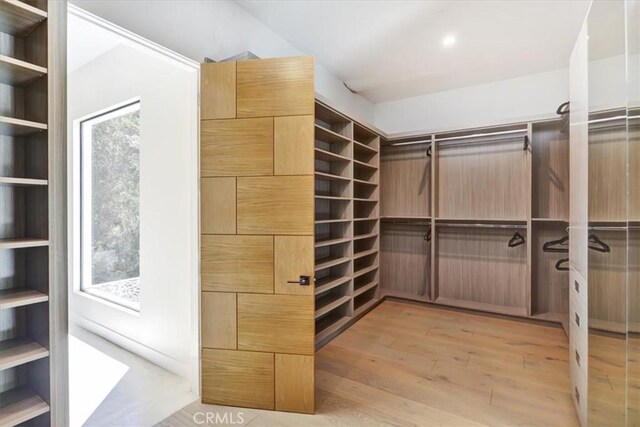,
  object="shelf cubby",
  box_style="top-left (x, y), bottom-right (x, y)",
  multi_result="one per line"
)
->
top-left (0, 4), bottom-right (56, 424)
top-left (314, 101), bottom-right (380, 348)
